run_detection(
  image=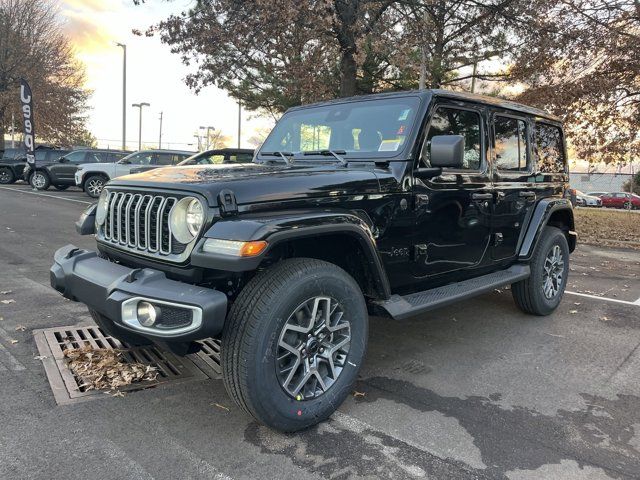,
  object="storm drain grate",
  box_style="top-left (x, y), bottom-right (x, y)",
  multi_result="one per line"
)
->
top-left (190, 338), bottom-right (222, 378)
top-left (34, 325), bottom-right (212, 405)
